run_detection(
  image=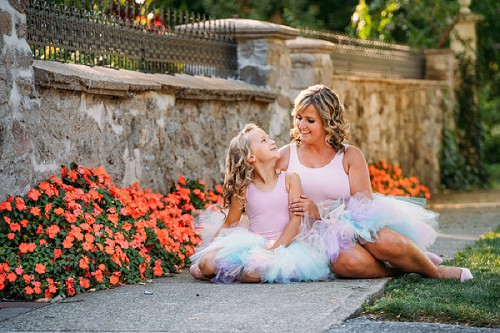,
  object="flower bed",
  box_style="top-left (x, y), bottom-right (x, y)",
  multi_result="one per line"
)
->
top-left (0, 163), bottom-right (221, 300)
top-left (369, 160), bottom-right (431, 198)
